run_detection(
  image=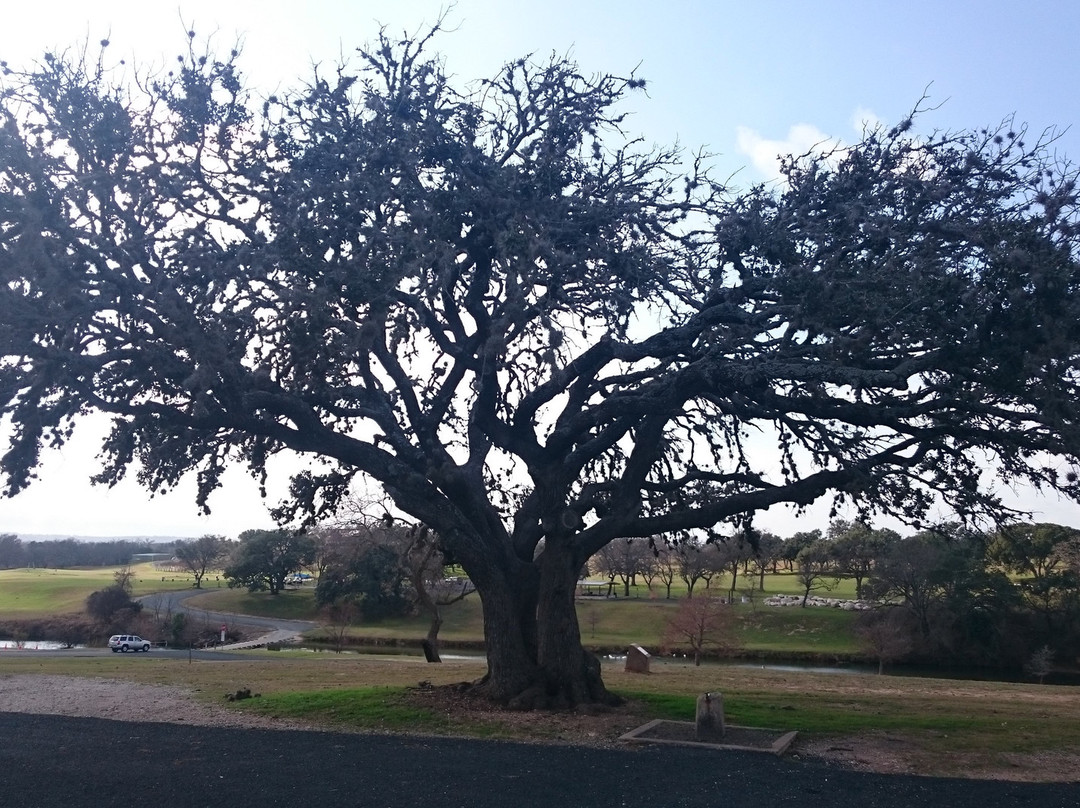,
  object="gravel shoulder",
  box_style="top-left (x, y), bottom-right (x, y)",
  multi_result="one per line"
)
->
top-left (0, 673), bottom-right (310, 731)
